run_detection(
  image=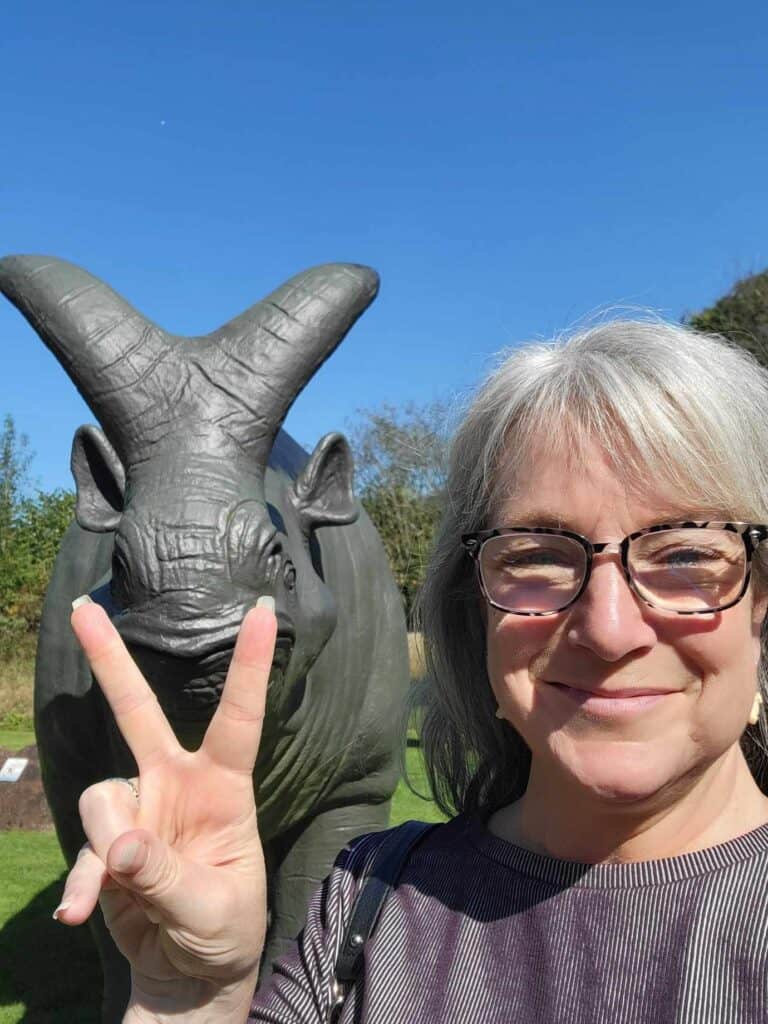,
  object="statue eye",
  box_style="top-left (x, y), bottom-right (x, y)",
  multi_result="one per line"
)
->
top-left (264, 546), bottom-right (282, 585)
top-left (283, 560), bottom-right (297, 591)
